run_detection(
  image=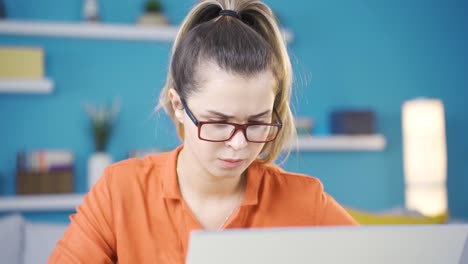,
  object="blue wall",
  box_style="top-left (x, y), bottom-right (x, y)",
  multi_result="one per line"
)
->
top-left (1, 0), bottom-right (467, 222)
